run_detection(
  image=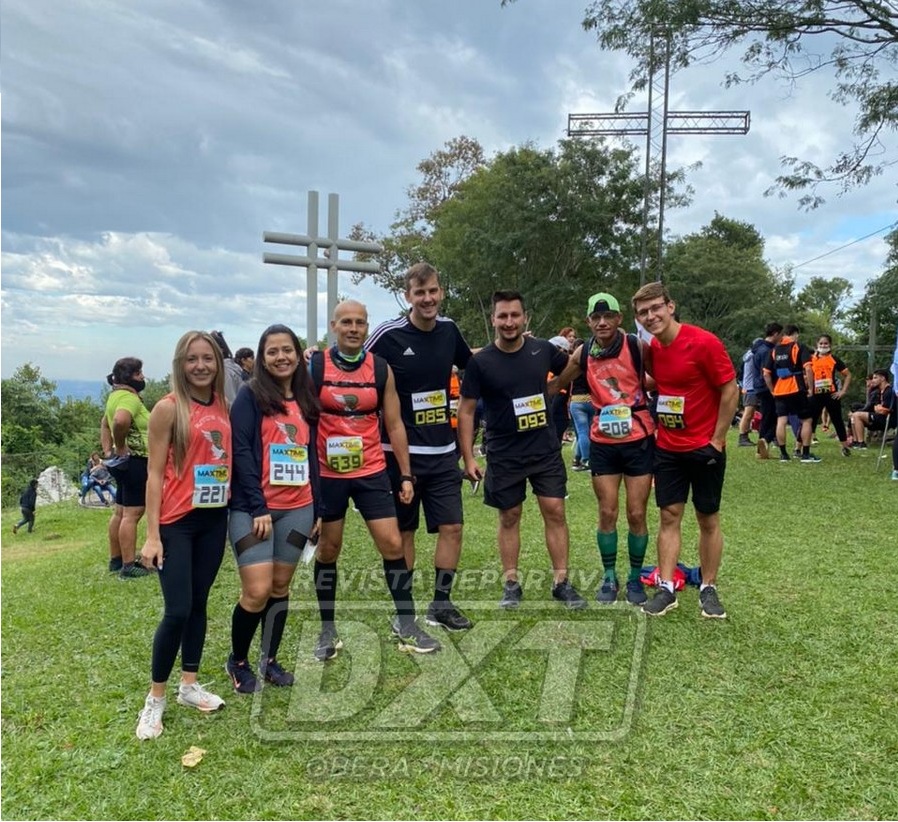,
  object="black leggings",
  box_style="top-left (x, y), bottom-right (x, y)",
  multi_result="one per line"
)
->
top-left (151, 507), bottom-right (227, 683)
top-left (809, 393), bottom-right (848, 442)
